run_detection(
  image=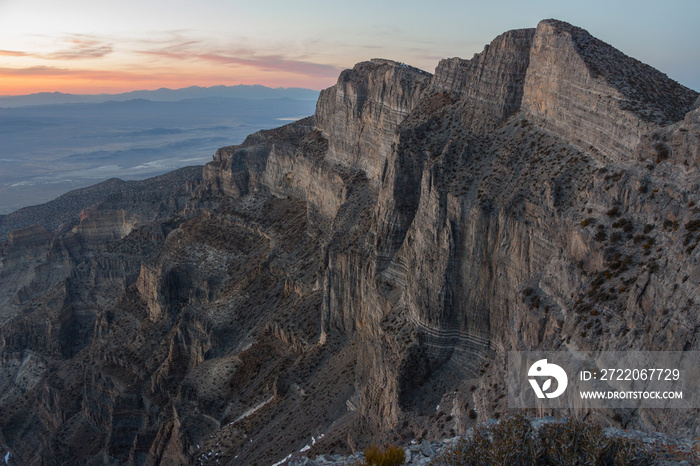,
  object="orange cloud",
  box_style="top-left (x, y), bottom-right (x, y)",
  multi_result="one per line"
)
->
top-left (0, 33), bottom-right (343, 95)
top-left (0, 66), bottom-right (158, 78)
top-left (0, 50), bottom-right (29, 57)
top-left (0, 66), bottom-right (77, 76)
